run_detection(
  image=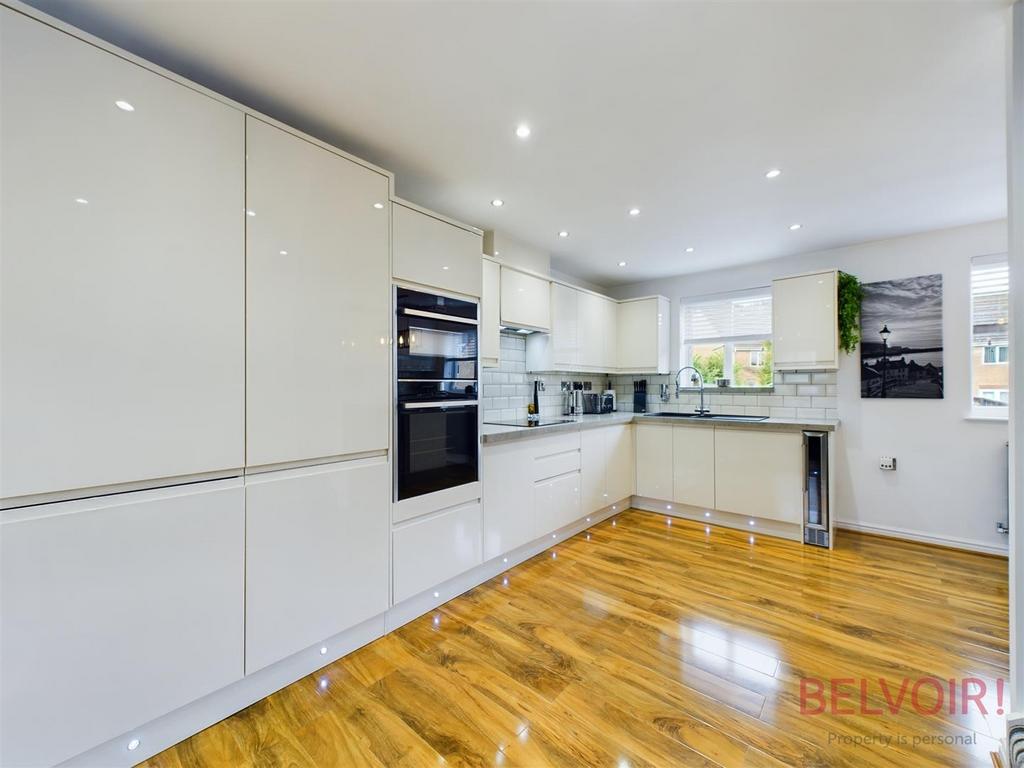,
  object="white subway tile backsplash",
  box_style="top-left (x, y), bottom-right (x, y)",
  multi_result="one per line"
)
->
top-left (482, 335), bottom-right (843, 425)
top-left (796, 384), bottom-right (825, 397)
